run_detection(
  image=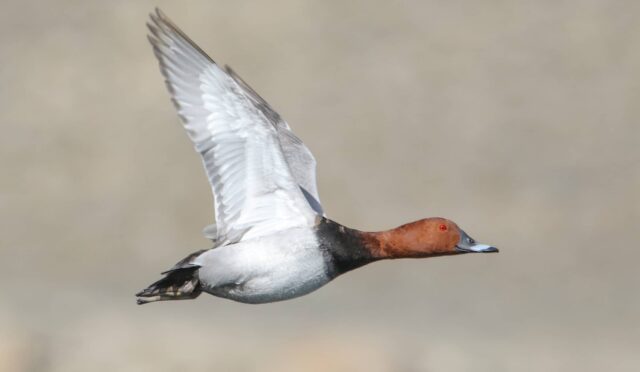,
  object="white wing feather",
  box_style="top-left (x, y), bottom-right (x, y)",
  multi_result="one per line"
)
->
top-left (224, 66), bottom-right (324, 216)
top-left (148, 9), bottom-right (317, 245)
